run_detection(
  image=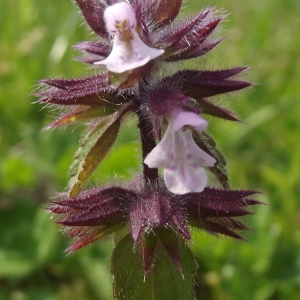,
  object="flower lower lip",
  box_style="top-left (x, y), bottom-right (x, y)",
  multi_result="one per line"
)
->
top-left (120, 28), bottom-right (133, 42)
